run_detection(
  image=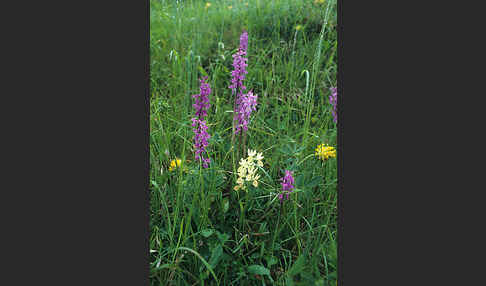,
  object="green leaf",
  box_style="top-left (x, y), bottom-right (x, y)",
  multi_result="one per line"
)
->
top-left (201, 229), bottom-right (214, 238)
top-left (150, 263), bottom-right (172, 274)
top-left (287, 255), bottom-right (306, 277)
top-left (198, 66), bottom-right (208, 77)
top-left (265, 256), bottom-right (278, 267)
top-left (177, 247), bottom-right (219, 285)
top-left (292, 188), bottom-right (303, 194)
top-left (208, 245), bottom-right (223, 268)
top-left (295, 175), bottom-right (305, 187)
top-left (304, 176), bottom-right (323, 189)
top-left (216, 232), bottom-right (230, 244)
top-left (150, 180), bottom-right (159, 189)
top-left (328, 271), bottom-right (337, 279)
top-left (248, 265), bottom-right (270, 276)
